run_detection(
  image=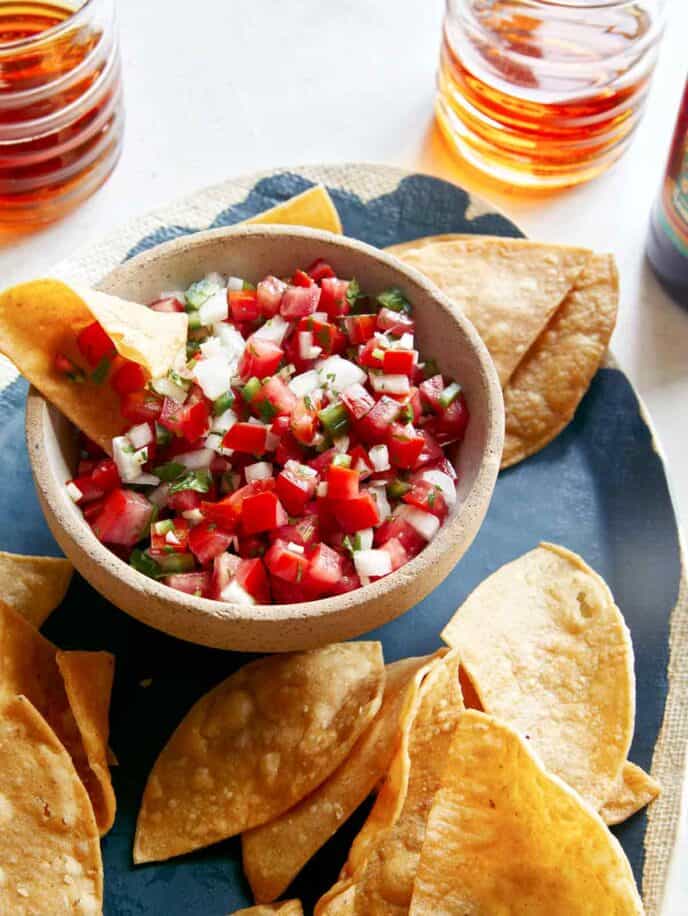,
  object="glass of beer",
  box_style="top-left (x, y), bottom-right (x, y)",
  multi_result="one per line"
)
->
top-left (0, 0), bottom-right (124, 228)
top-left (436, 0), bottom-right (666, 190)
